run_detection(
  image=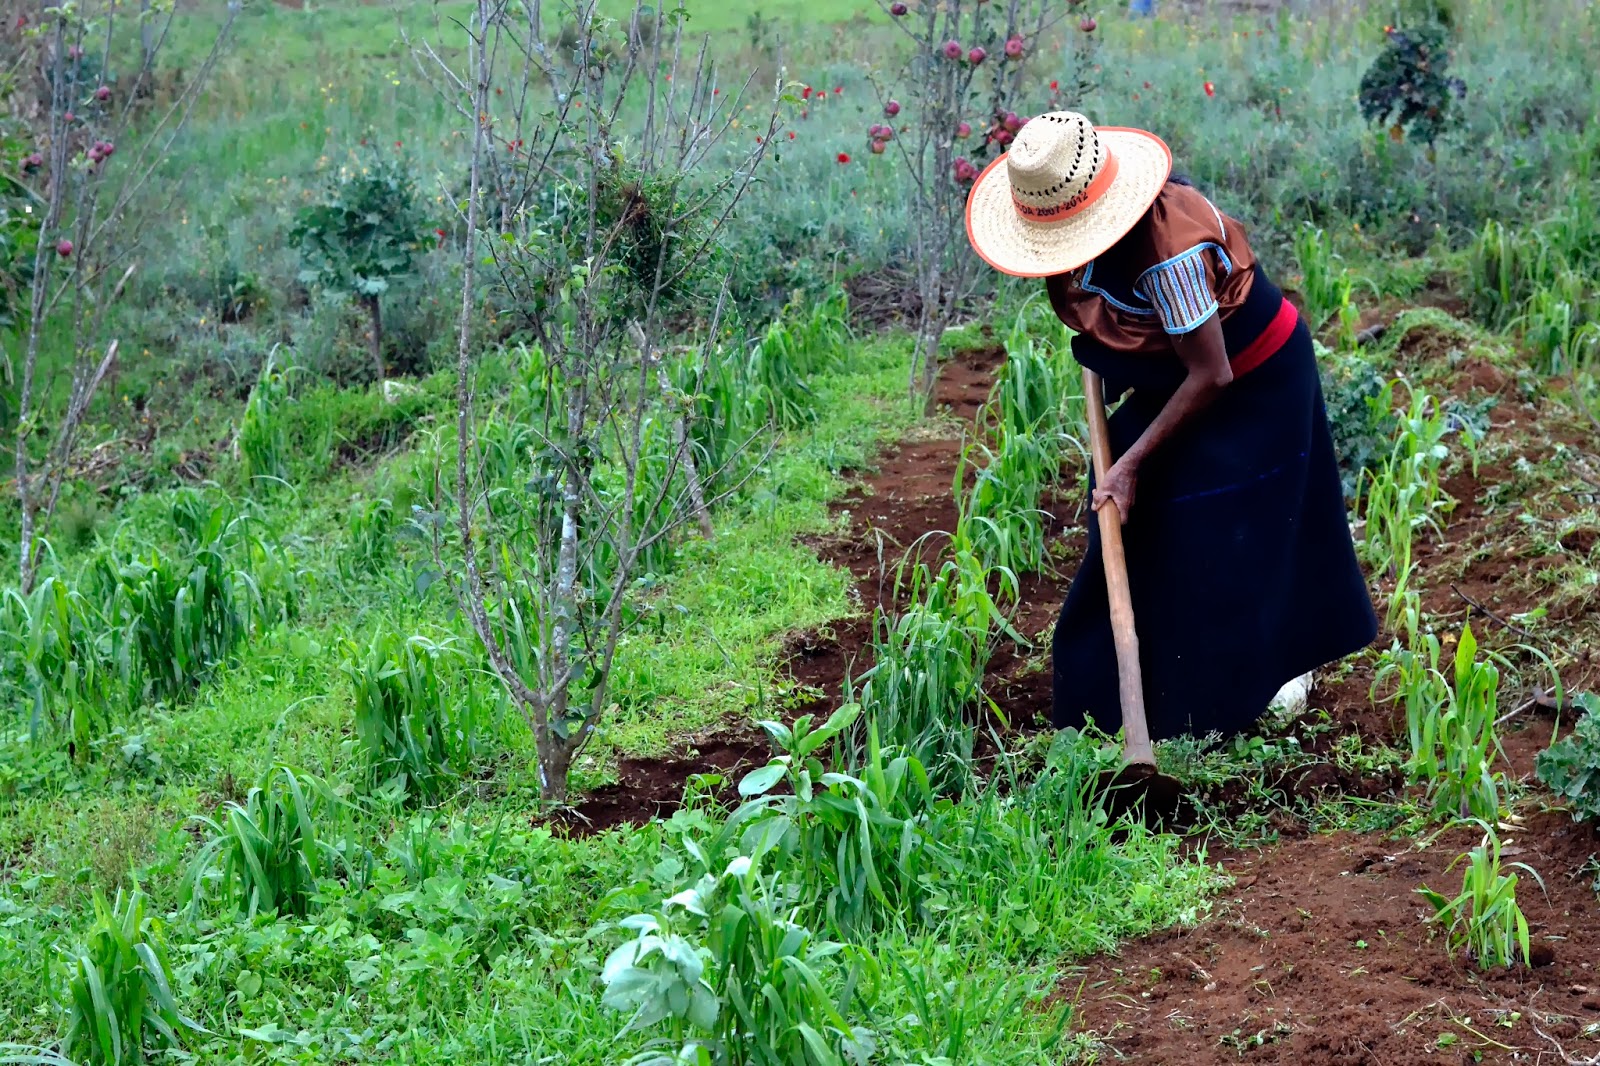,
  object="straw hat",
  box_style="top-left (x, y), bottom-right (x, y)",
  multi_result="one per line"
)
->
top-left (965, 112), bottom-right (1172, 278)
